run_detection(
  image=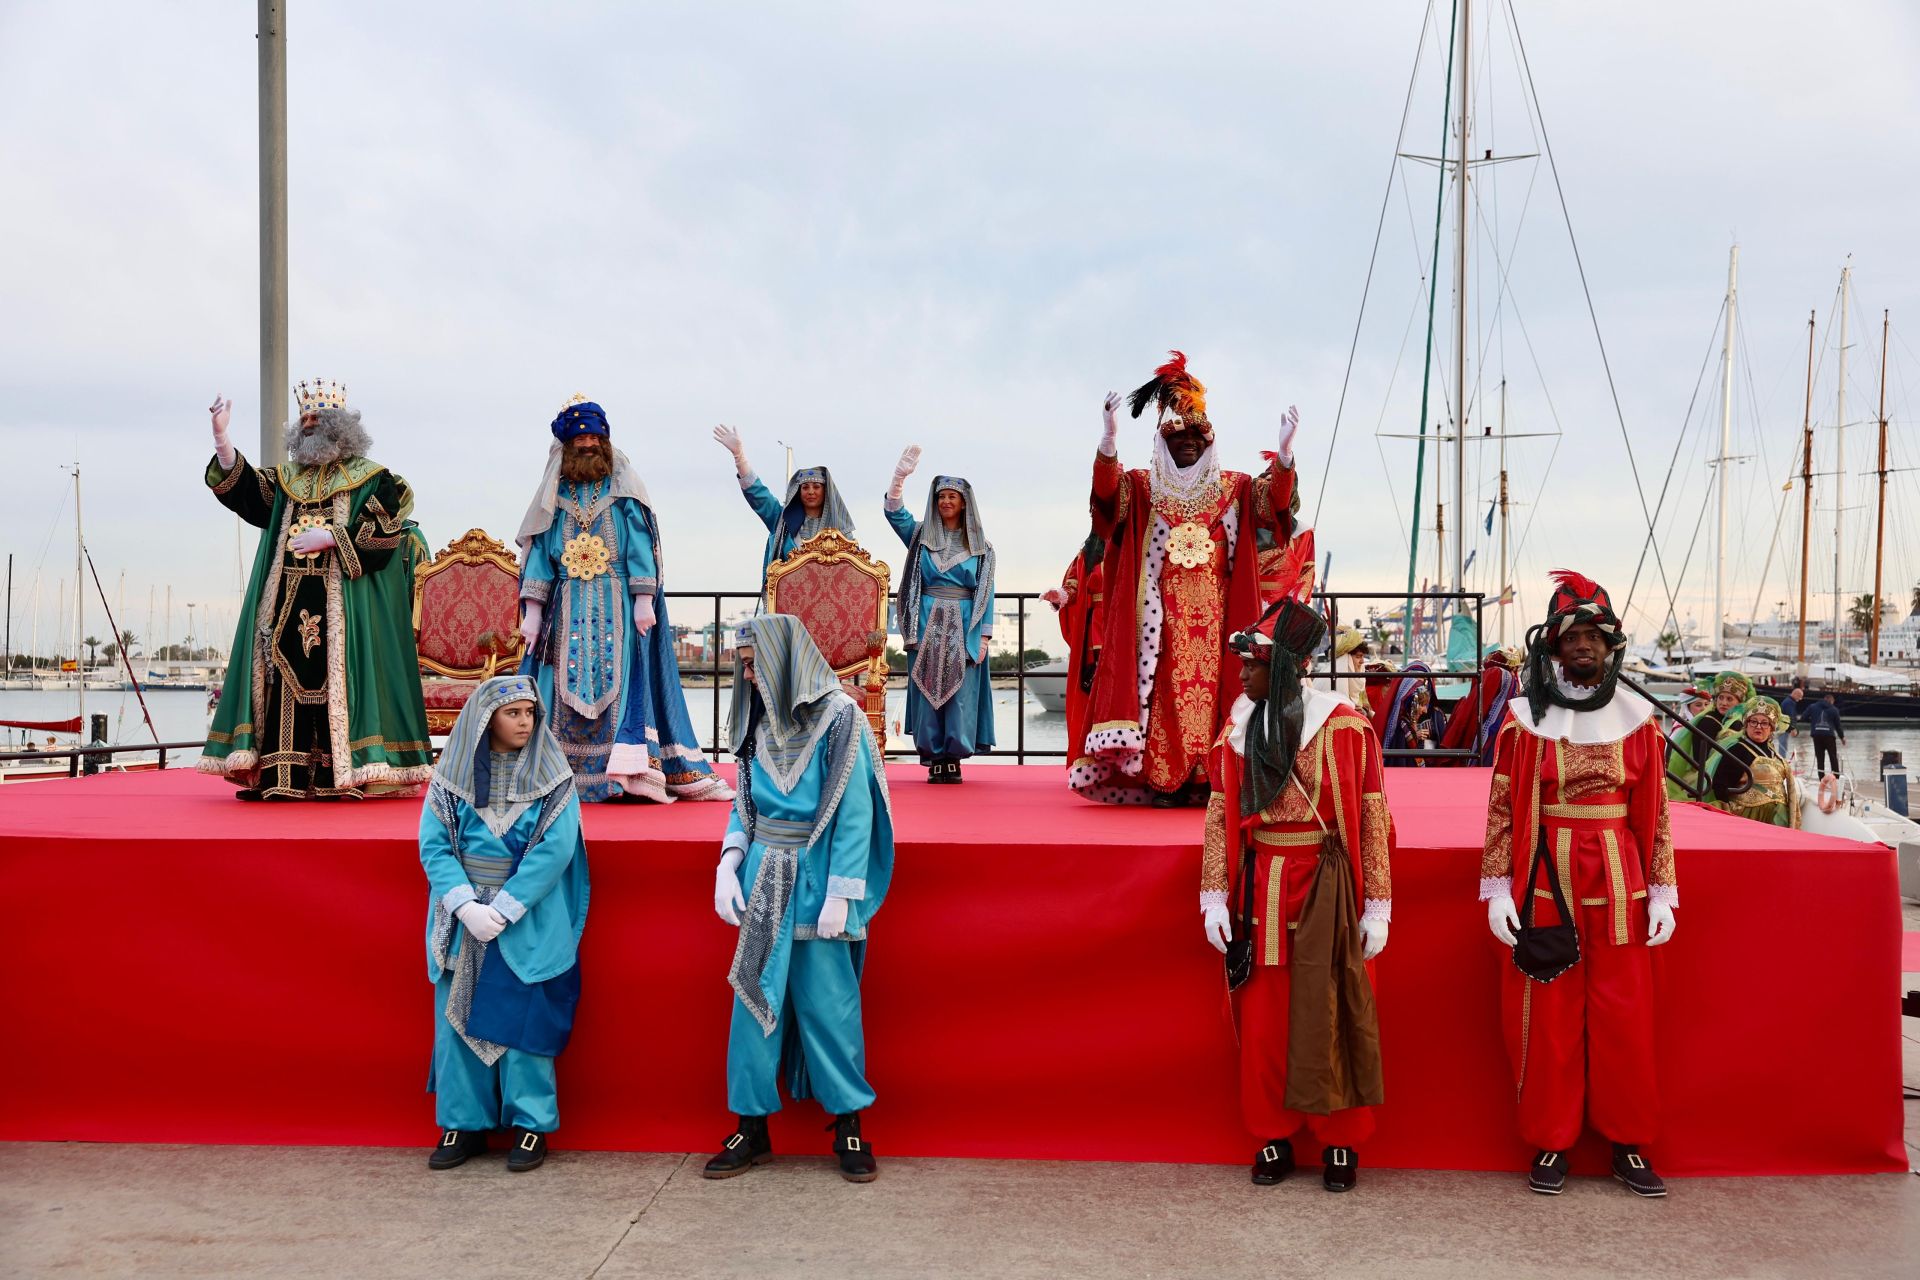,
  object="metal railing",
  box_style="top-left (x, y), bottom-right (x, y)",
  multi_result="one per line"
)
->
top-left (0, 740), bottom-right (206, 778)
top-left (1313, 590), bottom-right (1489, 763)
